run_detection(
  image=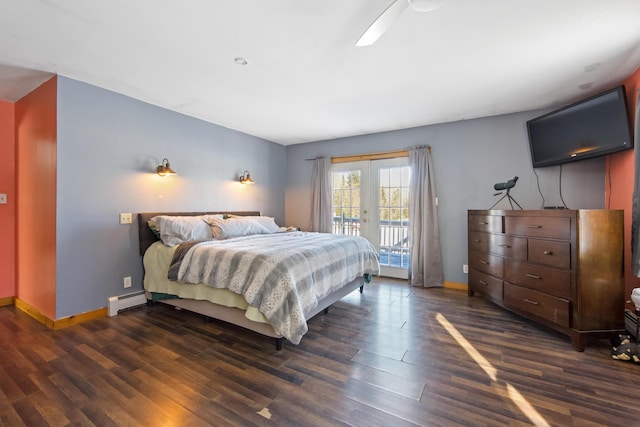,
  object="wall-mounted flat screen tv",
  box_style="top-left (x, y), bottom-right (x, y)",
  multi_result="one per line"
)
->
top-left (526, 86), bottom-right (633, 168)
